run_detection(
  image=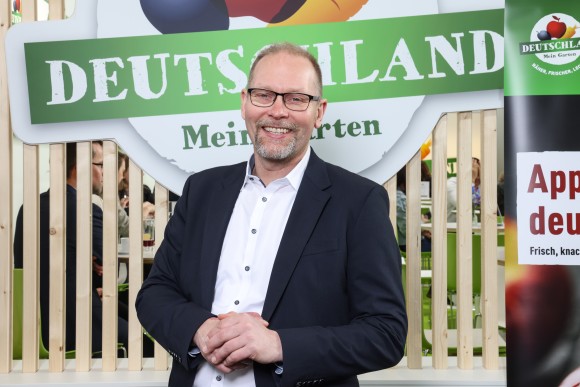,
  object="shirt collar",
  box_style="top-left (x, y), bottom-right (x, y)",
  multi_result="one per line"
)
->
top-left (243, 147), bottom-right (311, 191)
